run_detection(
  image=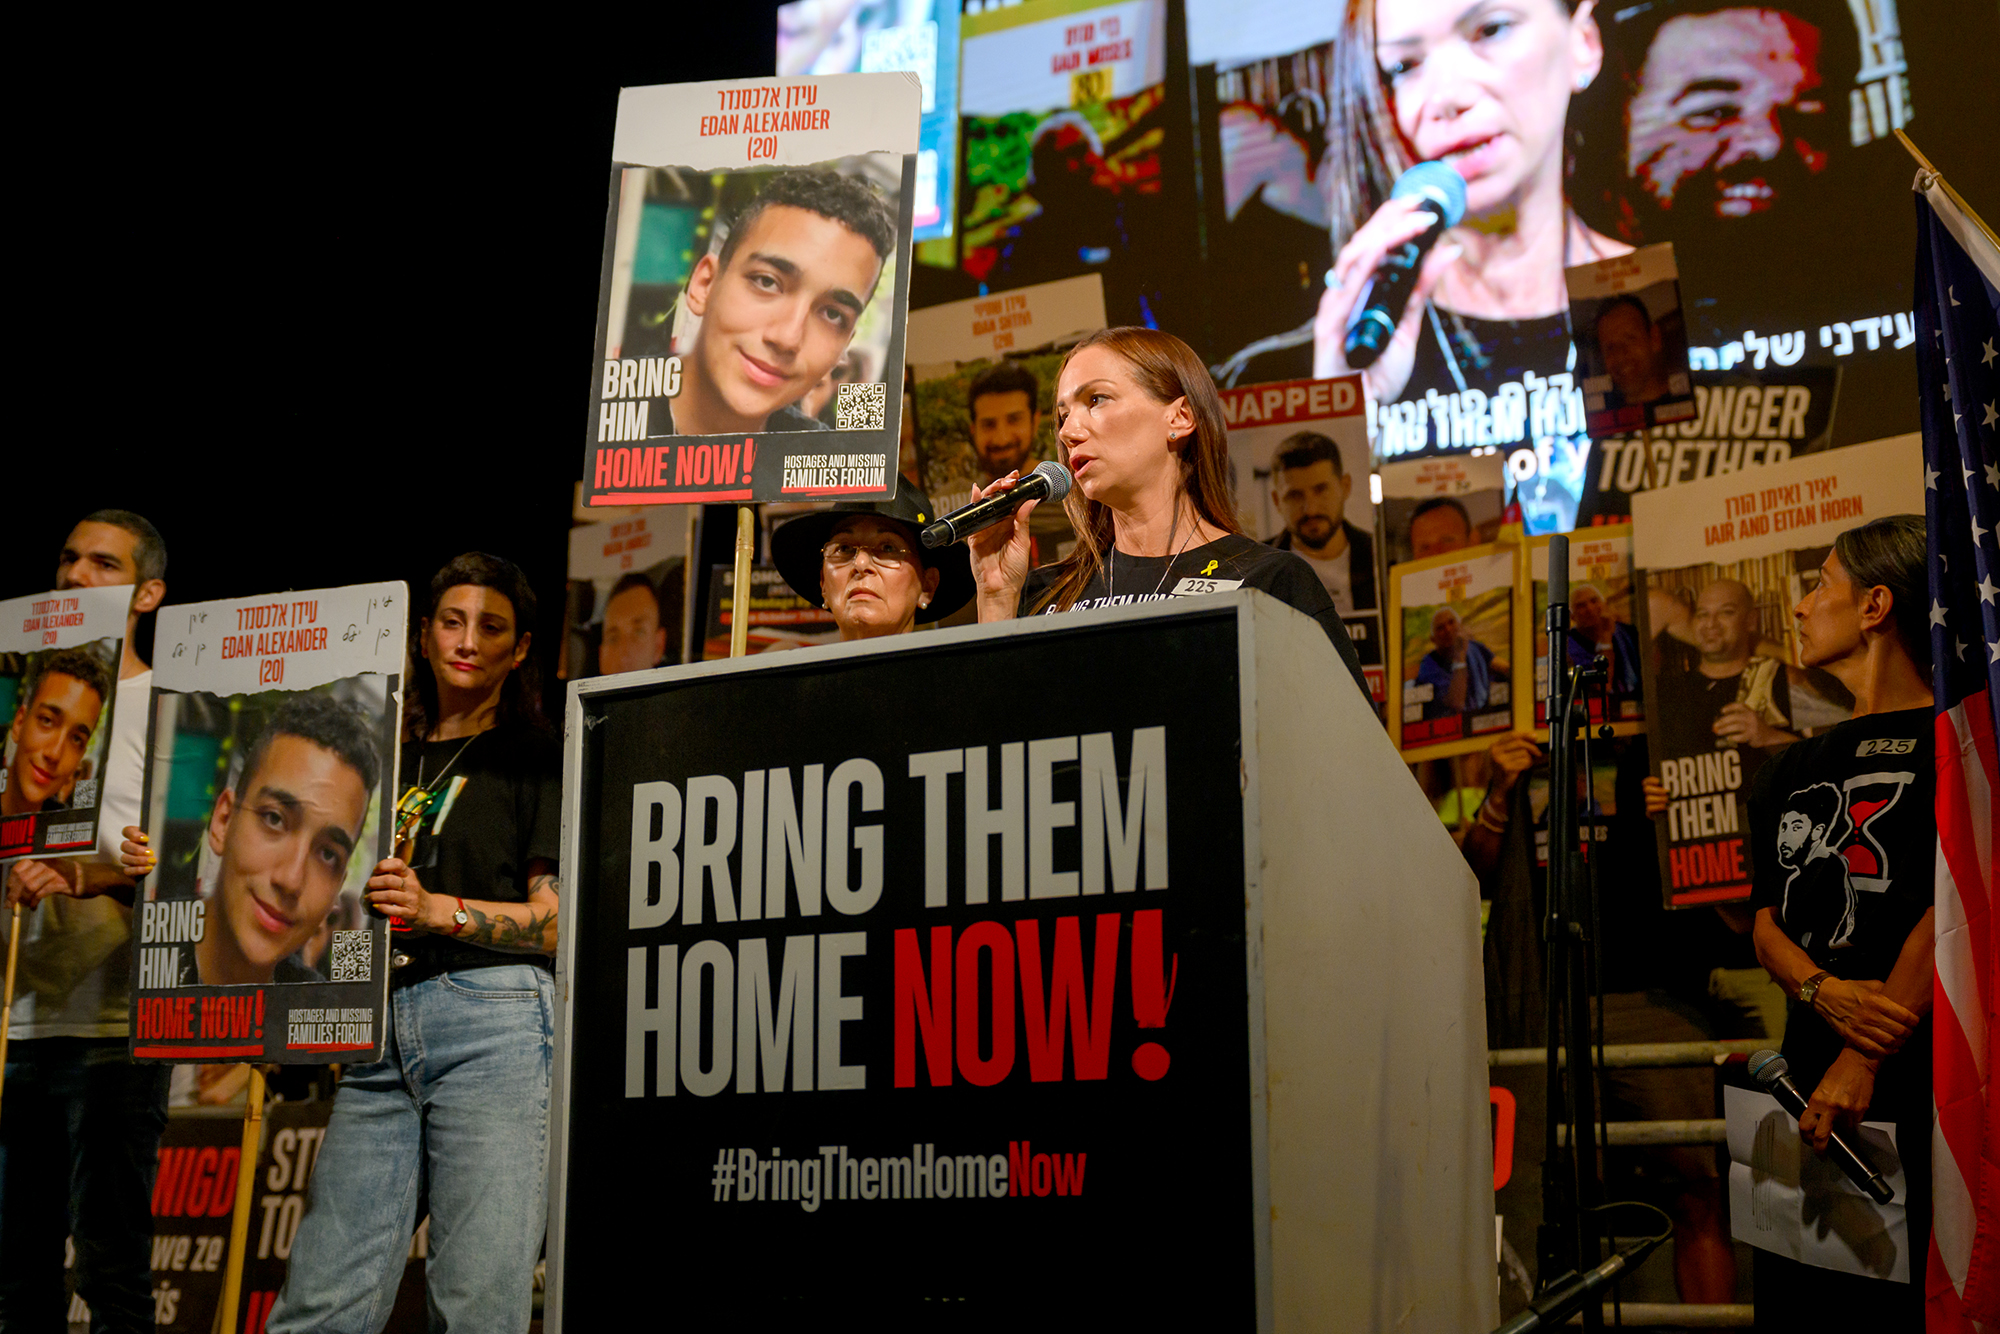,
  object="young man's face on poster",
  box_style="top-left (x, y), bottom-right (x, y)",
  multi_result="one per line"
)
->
top-left (1274, 459), bottom-right (1351, 549)
top-left (1409, 503), bottom-right (1473, 559)
top-left (205, 734), bottom-right (369, 981)
top-left (683, 203), bottom-right (884, 430)
top-left (2, 672), bottom-right (104, 815)
top-left (971, 389), bottom-right (1037, 479)
top-left (599, 583), bottom-right (666, 675)
top-left (1595, 302), bottom-right (1668, 403)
